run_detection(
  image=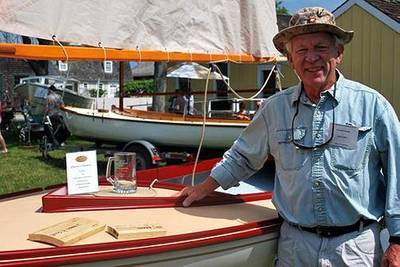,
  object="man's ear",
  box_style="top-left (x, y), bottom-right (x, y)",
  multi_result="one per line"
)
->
top-left (336, 45), bottom-right (344, 64)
